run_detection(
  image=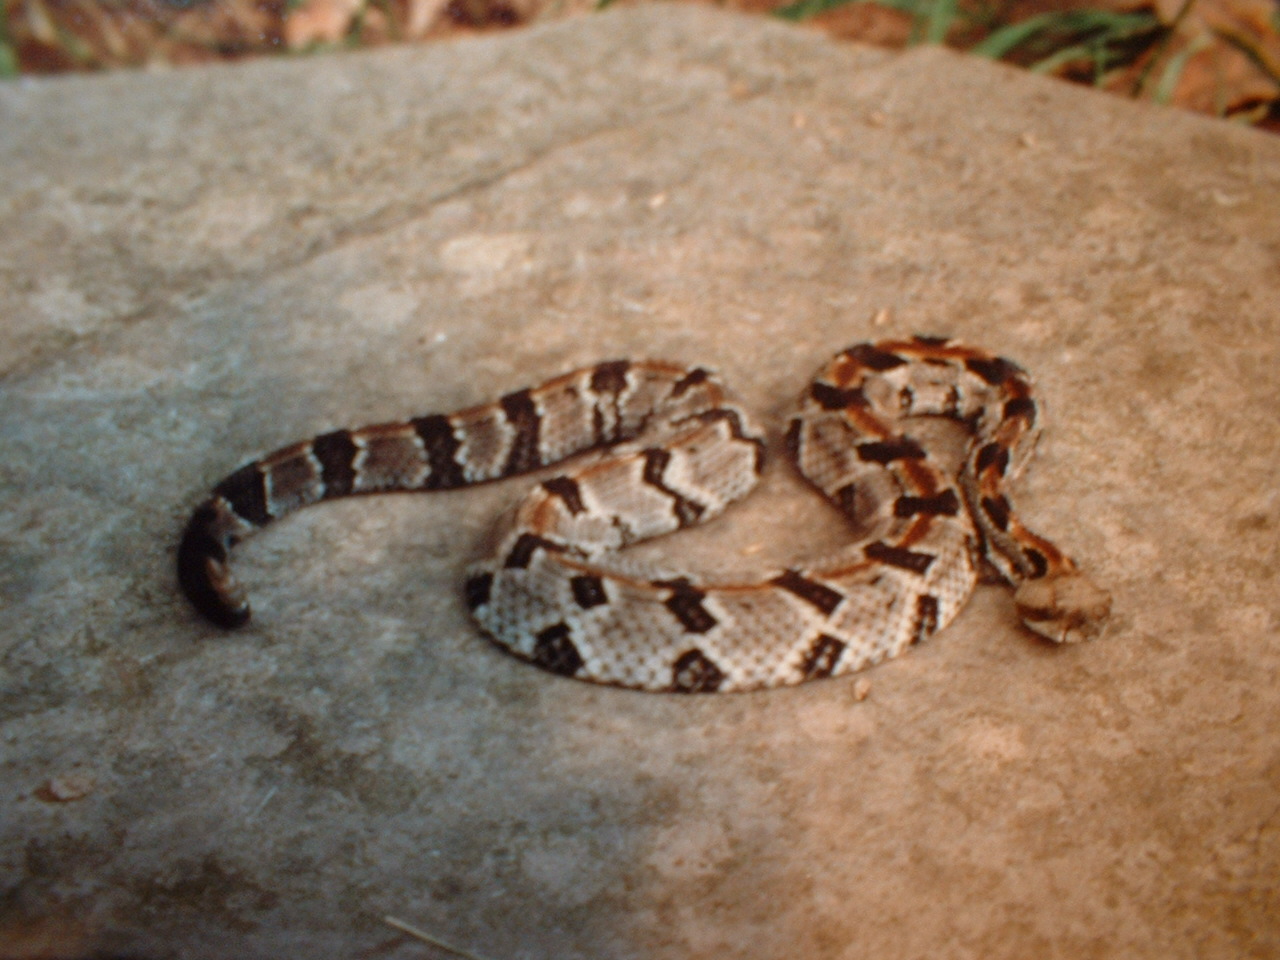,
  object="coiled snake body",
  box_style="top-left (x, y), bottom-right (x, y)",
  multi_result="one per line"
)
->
top-left (178, 337), bottom-right (1110, 692)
